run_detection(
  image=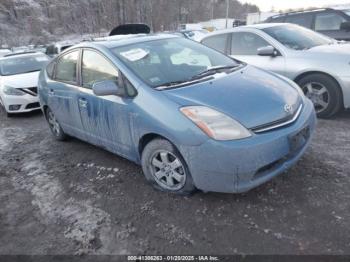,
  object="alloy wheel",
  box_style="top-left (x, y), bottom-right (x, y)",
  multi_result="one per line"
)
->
top-left (302, 82), bottom-right (330, 114)
top-left (47, 110), bottom-right (61, 137)
top-left (149, 150), bottom-right (187, 191)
